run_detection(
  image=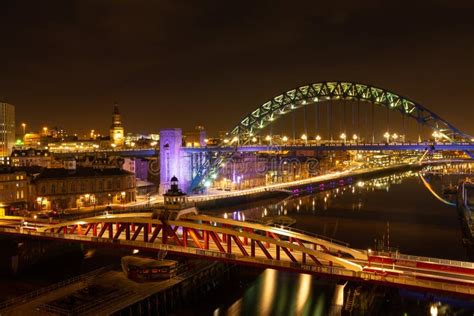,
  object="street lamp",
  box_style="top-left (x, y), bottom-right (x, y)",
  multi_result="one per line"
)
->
top-left (392, 133), bottom-right (398, 142)
top-left (42, 126), bottom-right (48, 136)
top-left (282, 136), bottom-right (288, 143)
top-left (352, 134), bottom-right (358, 143)
top-left (315, 135), bottom-right (321, 143)
top-left (251, 137), bottom-right (257, 143)
top-left (384, 132), bottom-right (390, 143)
top-left (301, 134), bottom-right (307, 145)
top-left (21, 123), bottom-right (26, 135)
top-left (432, 131), bottom-right (440, 143)
top-left (340, 133), bottom-right (346, 144)
top-left (121, 191), bottom-right (126, 209)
